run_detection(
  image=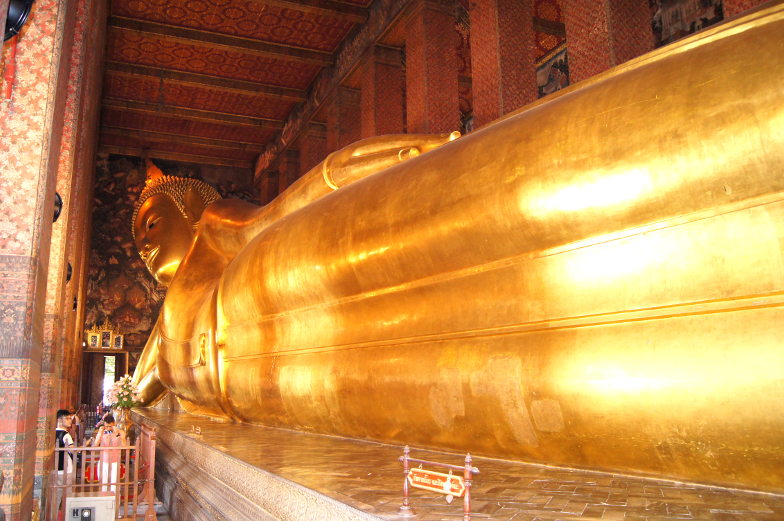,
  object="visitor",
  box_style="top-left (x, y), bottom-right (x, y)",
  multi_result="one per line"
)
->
top-left (94, 414), bottom-right (126, 492)
top-left (94, 410), bottom-right (110, 430)
top-left (54, 410), bottom-right (75, 512)
top-left (66, 408), bottom-right (81, 447)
